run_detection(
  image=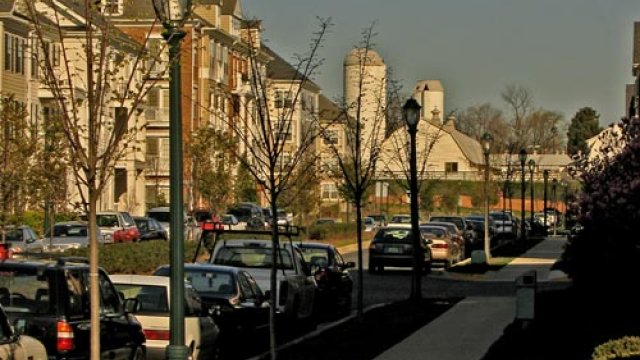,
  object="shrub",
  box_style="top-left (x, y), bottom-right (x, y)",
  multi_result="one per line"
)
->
top-left (563, 117), bottom-right (640, 290)
top-left (592, 336), bottom-right (640, 360)
top-left (61, 240), bottom-right (207, 274)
